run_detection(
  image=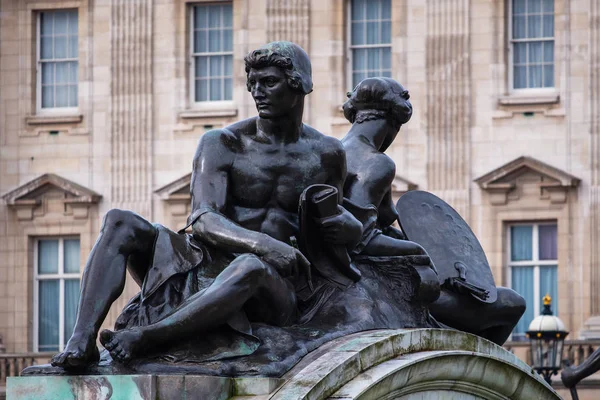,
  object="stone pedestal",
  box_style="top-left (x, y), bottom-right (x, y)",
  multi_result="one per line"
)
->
top-left (7, 329), bottom-right (561, 400)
